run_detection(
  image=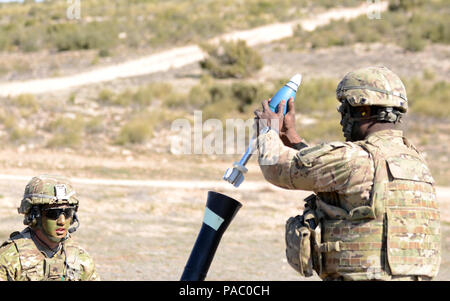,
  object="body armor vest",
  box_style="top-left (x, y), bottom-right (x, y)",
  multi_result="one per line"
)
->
top-left (319, 134), bottom-right (440, 280)
top-left (8, 228), bottom-right (83, 281)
